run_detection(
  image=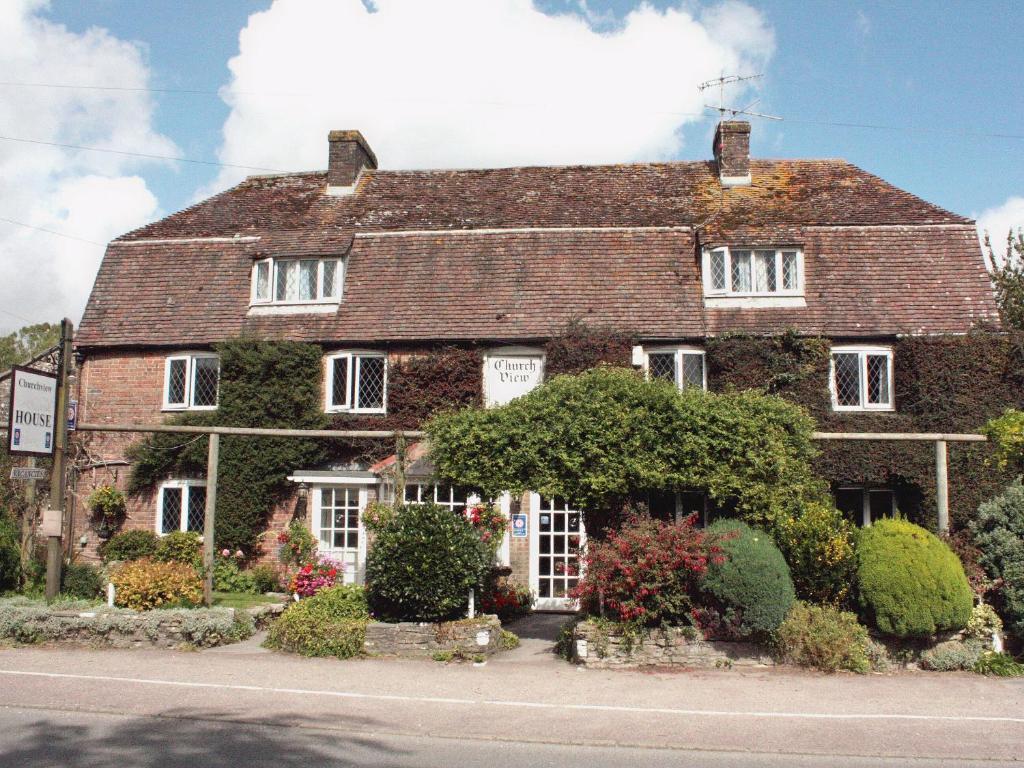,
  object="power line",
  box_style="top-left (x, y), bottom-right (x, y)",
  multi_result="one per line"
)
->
top-left (0, 216), bottom-right (106, 246)
top-left (0, 135), bottom-right (286, 173)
